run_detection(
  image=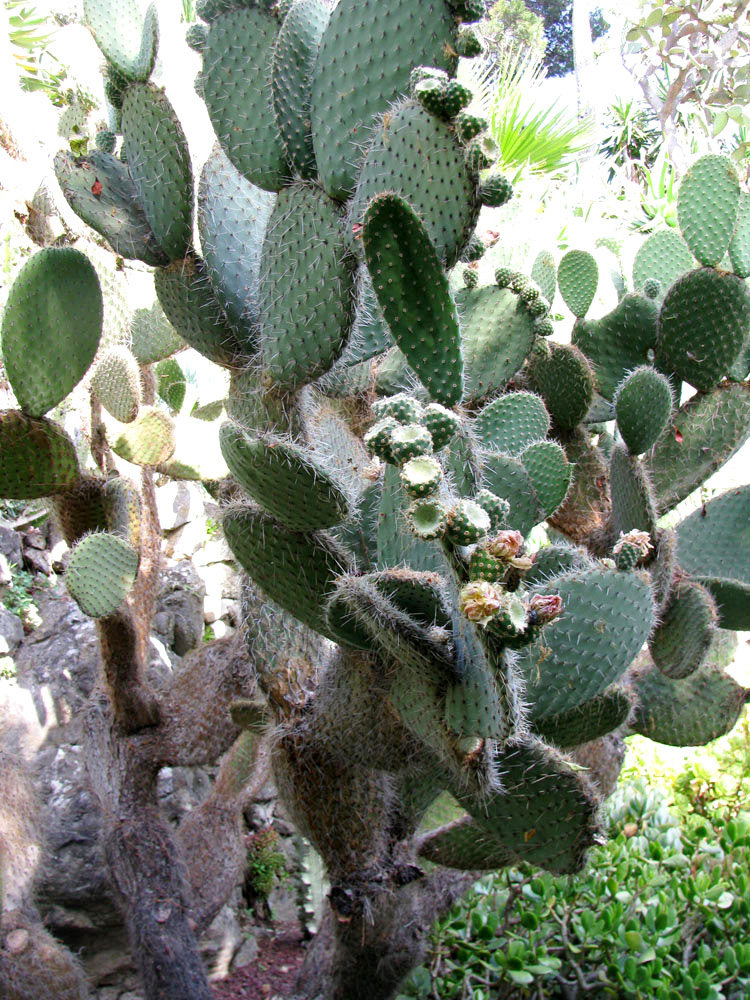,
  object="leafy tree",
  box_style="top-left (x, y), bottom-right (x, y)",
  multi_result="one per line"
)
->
top-left (527, 0), bottom-right (608, 77)
top-left (484, 0), bottom-right (546, 59)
